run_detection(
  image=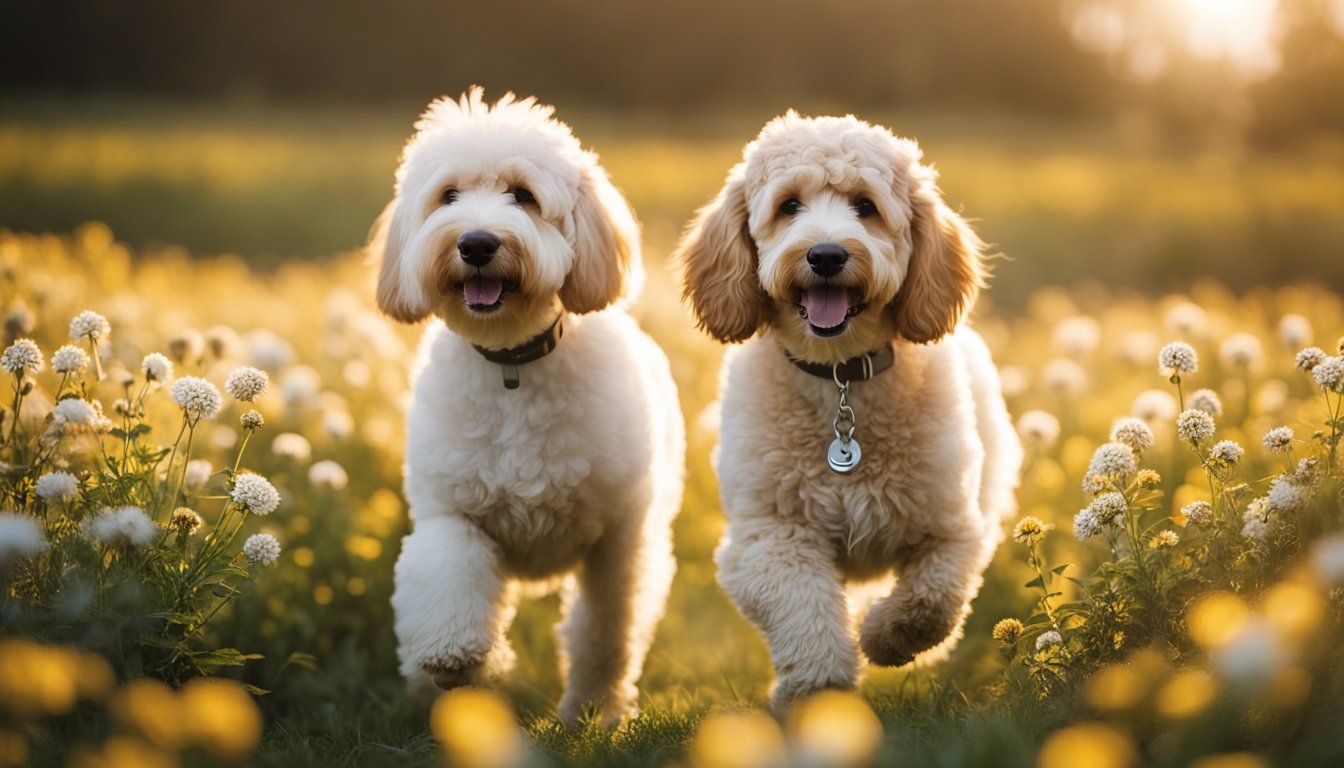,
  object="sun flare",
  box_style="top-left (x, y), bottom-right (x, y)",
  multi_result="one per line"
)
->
top-left (1175, 0), bottom-right (1281, 74)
